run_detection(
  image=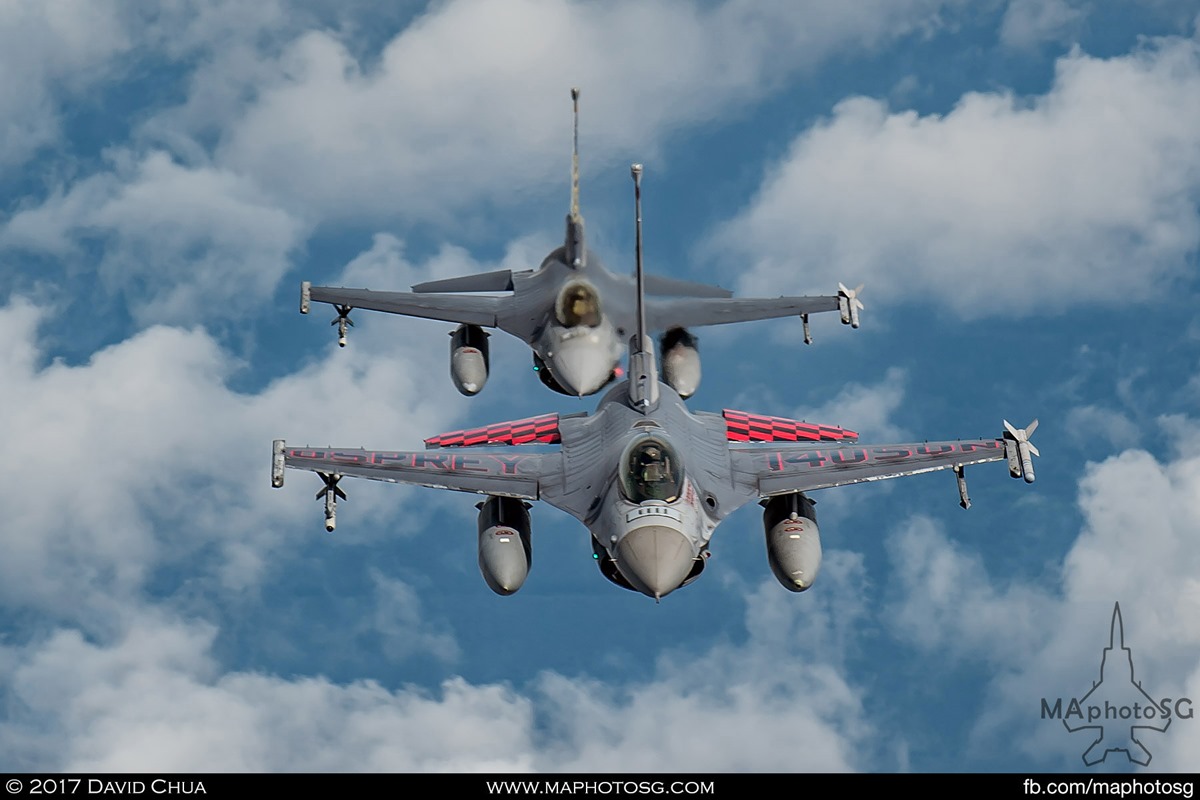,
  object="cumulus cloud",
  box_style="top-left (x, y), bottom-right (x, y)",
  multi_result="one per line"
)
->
top-left (0, 296), bottom-right (463, 620)
top-left (792, 366), bottom-right (910, 441)
top-left (335, 231), bottom-right (554, 292)
top-left (202, 0), bottom-right (959, 222)
top-left (999, 0), bottom-right (1087, 49)
top-left (716, 37), bottom-right (1200, 318)
top-left (0, 555), bottom-right (875, 772)
top-left (0, 613), bottom-right (536, 772)
top-left (0, 0), bottom-right (133, 168)
top-left (2, 151), bottom-right (306, 326)
top-left (1064, 404), bottom-right (1141, 451)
